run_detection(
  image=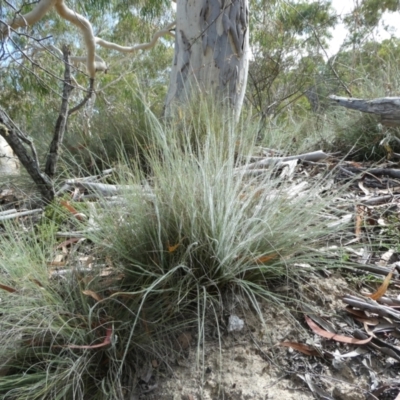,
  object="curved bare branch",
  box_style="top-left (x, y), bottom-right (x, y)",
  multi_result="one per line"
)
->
top-left (2, 1), bottom-right (175, 77)
top-left (54, 1), bottom-right (96, 78)
top-left (1, 0), bottom-right (57, 38)
top-left (95, 21), bottom-right (176, 53)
